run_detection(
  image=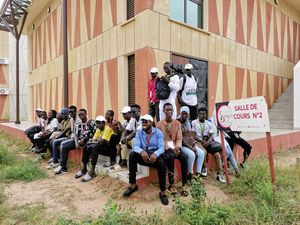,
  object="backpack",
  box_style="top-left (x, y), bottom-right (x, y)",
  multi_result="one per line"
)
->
top-left (156, 78), bottom-right (171, 100)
